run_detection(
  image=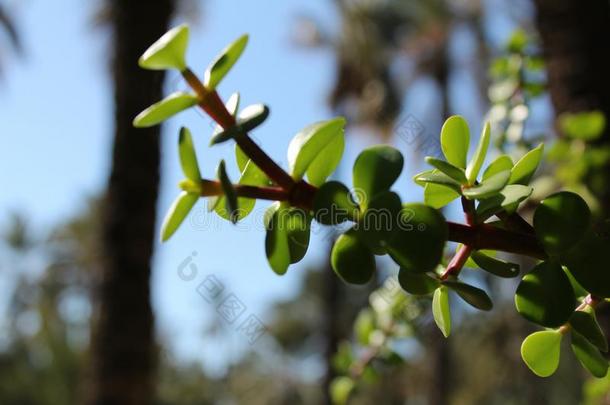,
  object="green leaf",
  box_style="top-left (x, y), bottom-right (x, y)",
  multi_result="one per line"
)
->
top-left (133, 92), bottom-right (199, 128)
top-left (571, 331), bottom-right (609, 378)
top-left (413, 170), bottom-right (462, 194)
top-left (331, 229), bottom-right (376, 285)
top-left (442, 280), bottom-right (493, 311)
top-left (440, 115), bottom-right (470, 169)
top-left (398, 268), bottom-right (439, 295)
top-left (470, 251), bottom-right (520, 278)
top-left (178, 127), bottom-right (201, 181)
top-left (216, 160), bottom-right (238, 224)
top-left (559, 111), bottom-right (606, 141)
top-left (204, 34), bottom-right (249, 90)
top-left (425, 157), bottom-right (468, 184)
top-left (475, 184), bottom-right (532, 219)
top-left (353, 145), bottom-right (404, 207)
top-left (281, 207), bottom-right (312, 264)
top-left (534, 191), bottom-right (591, 255)
top-left (482, 155), bottom-right (513, 181)
top-left (386, 204), bottom-right (447, 273)
top-left (313, 181), bottom-right (360, 225)
top-left (521, 330), bottom-right (562, 377)
top-left (462, 170), bottom-right (510, 200)
top-left (509, 144), bottom-right (544, 185)
top-left (210, 104), bottom-right (270, 145)
top-left (424, 183), bottom-right (461, 209)
top-left (356, 191), bottom-right (402, 253)
top-left (570, 310), bottom-right (608, 352)
top-left (160, 192), bottom-right (198, 242)
top-left (287, 118), bottom-right (346, 186)
top-left (330, 376), bottom-right (355, 405)
top-left (139, 24), bottom-right (189, 71)
top-left (466, 122), bottom-right (491, 184)
top-left (562, 229), bottom-right (610, 298)
top-left (432, 286), bottom-right (451, 337)
top-left (265, 203), bottom-right (291, 275)
top-left (215, 159), bottom-right (269, 222)
top-left (515, 261), bottom-right (575, 327)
